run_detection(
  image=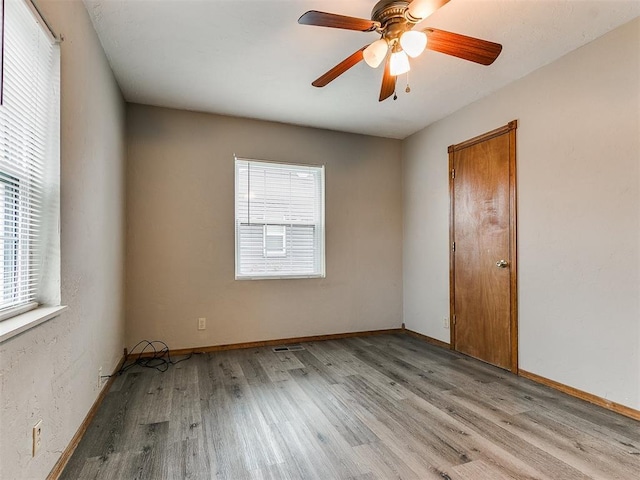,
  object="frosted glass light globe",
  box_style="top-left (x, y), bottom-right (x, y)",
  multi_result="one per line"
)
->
top-left (400, 31), bottom-right (428, 58)
top-left (389, 50), bottom-right (410, 76)
top-left (407, 0), bottom-right (441, 20)
top-left (363, 38), bottom-right (389, 68)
